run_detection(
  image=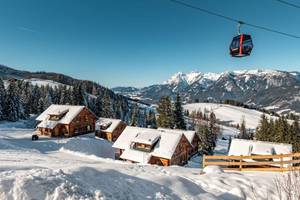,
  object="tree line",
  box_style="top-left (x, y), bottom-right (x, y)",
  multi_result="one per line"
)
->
top-left (0, 78), bottom-right (156, 128)
top-left (255, 114), bottom-right (300, 152)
